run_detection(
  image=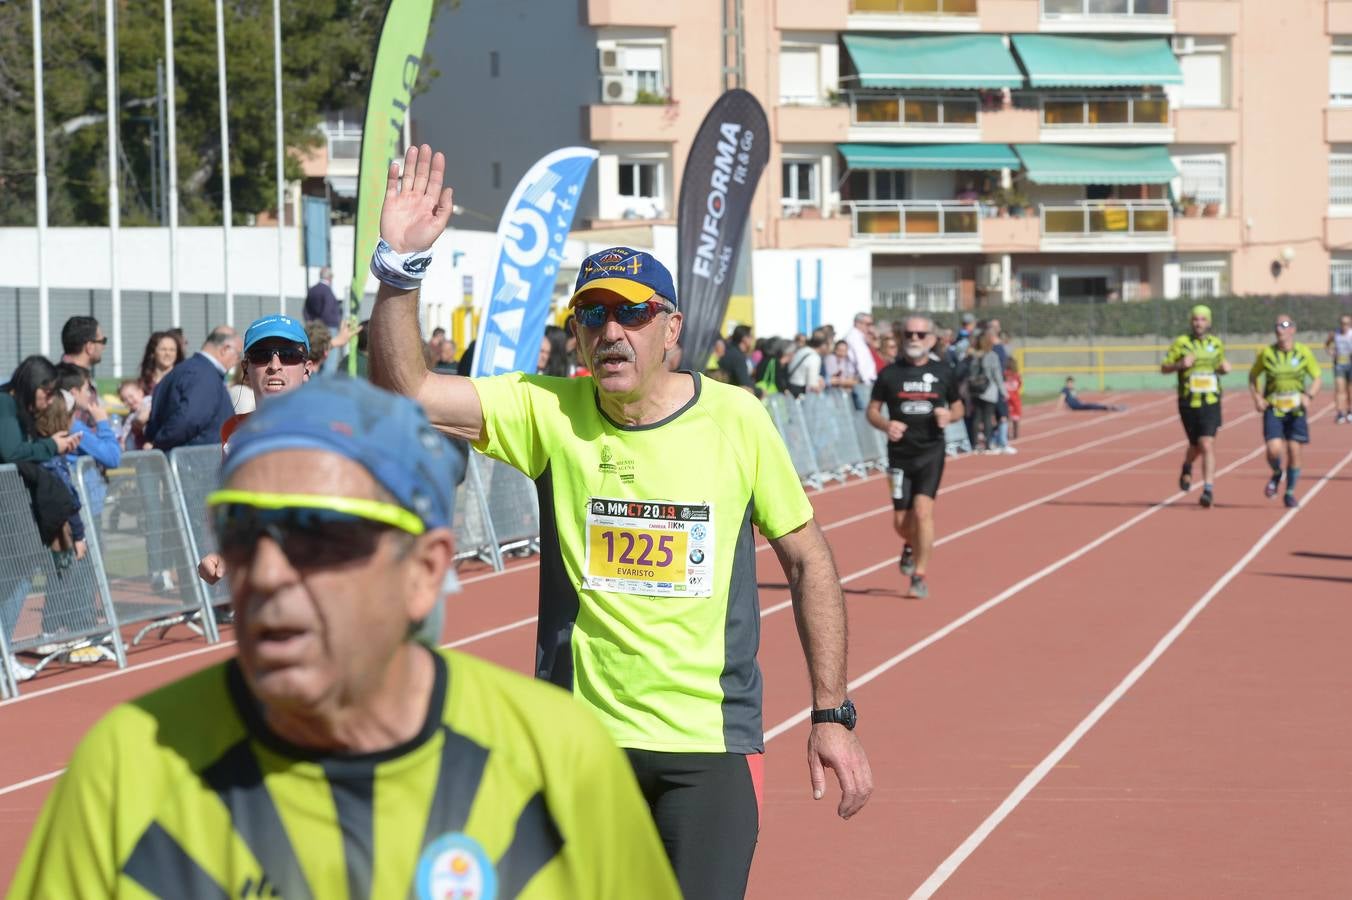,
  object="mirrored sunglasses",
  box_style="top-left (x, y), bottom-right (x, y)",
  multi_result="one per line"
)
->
top-left (575, 300), bottom-right (670, 329)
